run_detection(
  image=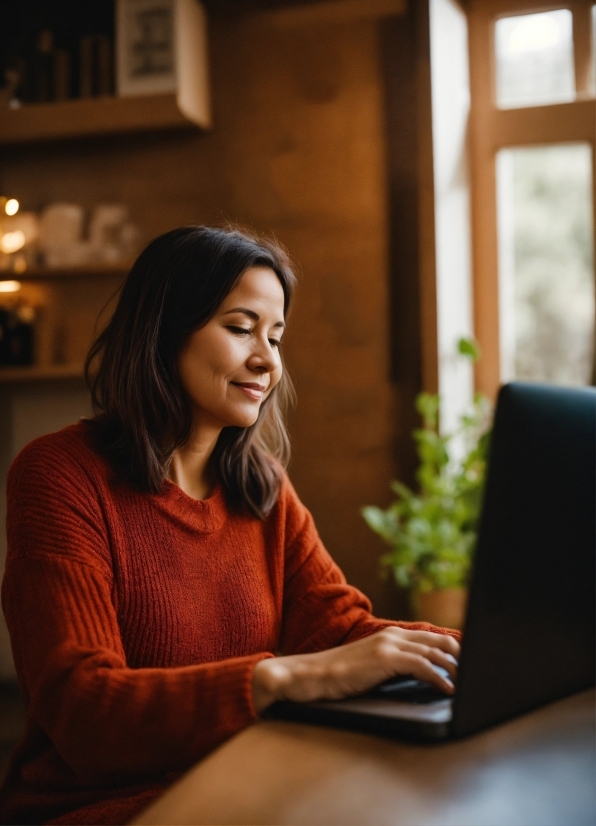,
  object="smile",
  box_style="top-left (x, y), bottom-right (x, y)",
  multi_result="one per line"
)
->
top-left (231, 382), bottom-right (267, 400)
